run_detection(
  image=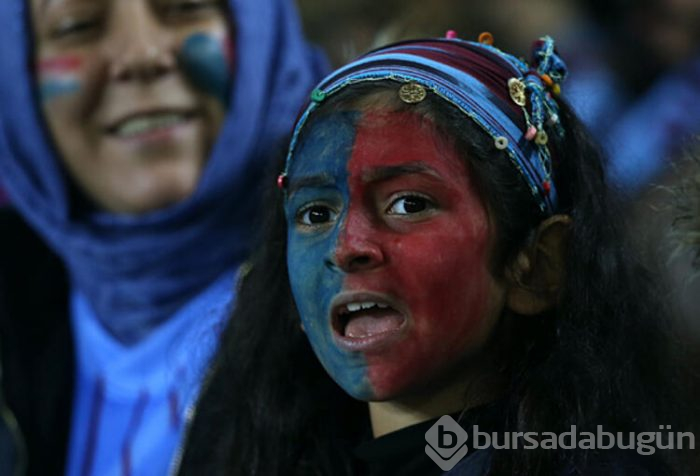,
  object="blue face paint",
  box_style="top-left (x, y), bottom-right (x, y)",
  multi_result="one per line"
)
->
top-left (39, 79), bottom-right (81, 102)
top-left (285, 111), bottom-right (374, 400)
top-left (178, 32), bottom-right (231, 106)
